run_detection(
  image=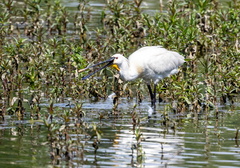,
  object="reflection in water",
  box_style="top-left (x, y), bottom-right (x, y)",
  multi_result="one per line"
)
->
top-left (0, 98), bottom-right (240, 167)
top-left (74, 100), bottom-right (175, 166)
top-left (113, 127), bottom-right (184, 167)
top-left (0, 119), bottom-right (50, 168)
